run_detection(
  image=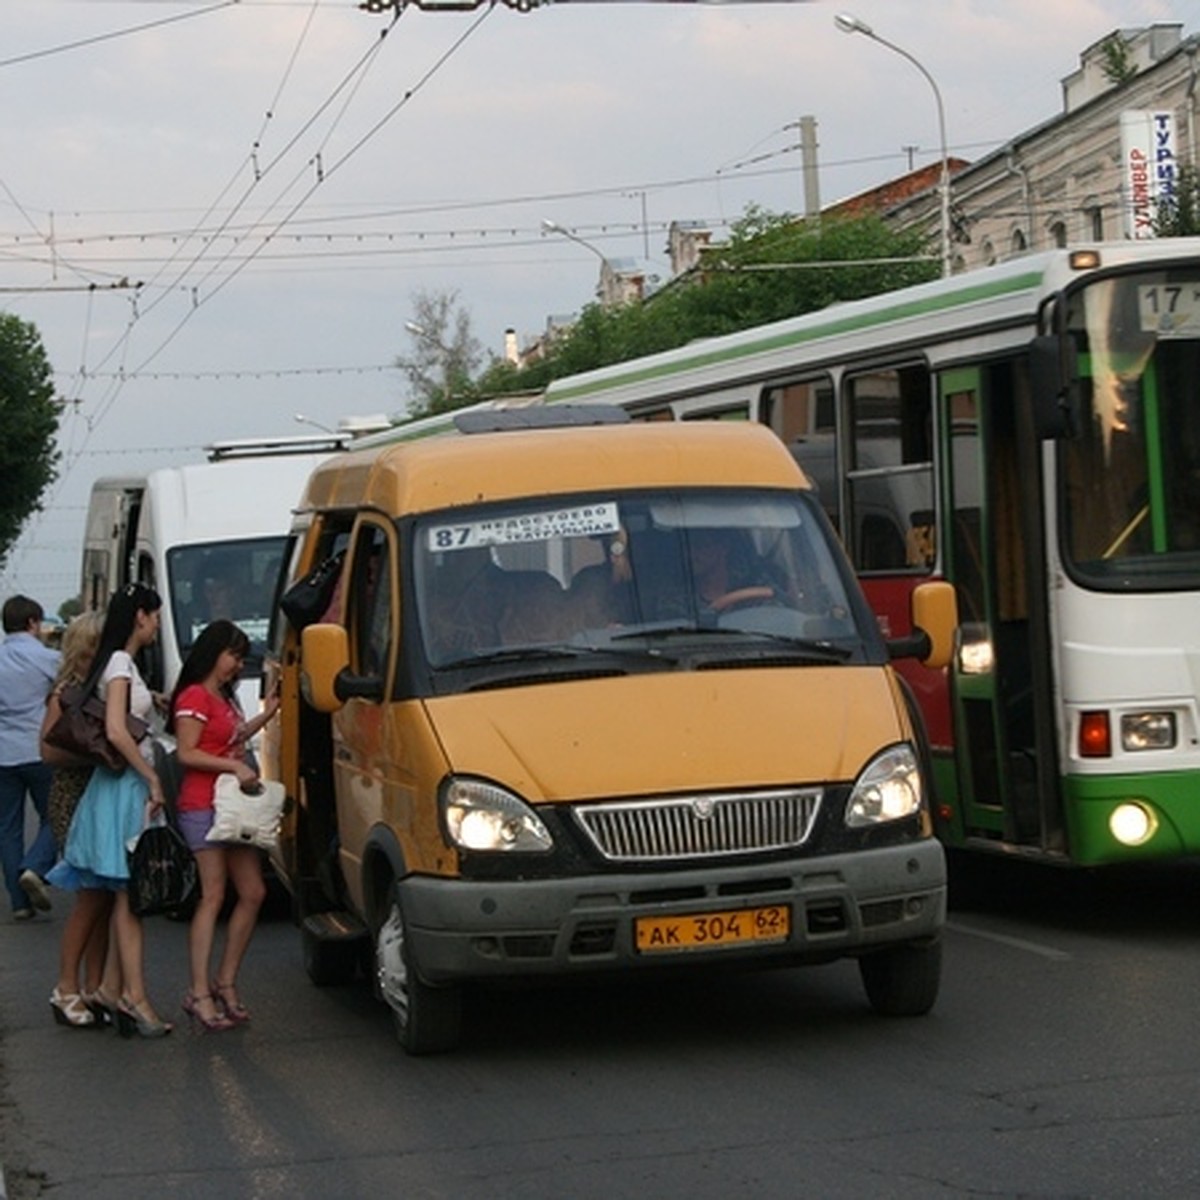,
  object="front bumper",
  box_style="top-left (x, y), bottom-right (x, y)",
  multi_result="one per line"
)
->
top-left (399, 838), bottom-right (946, 984)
